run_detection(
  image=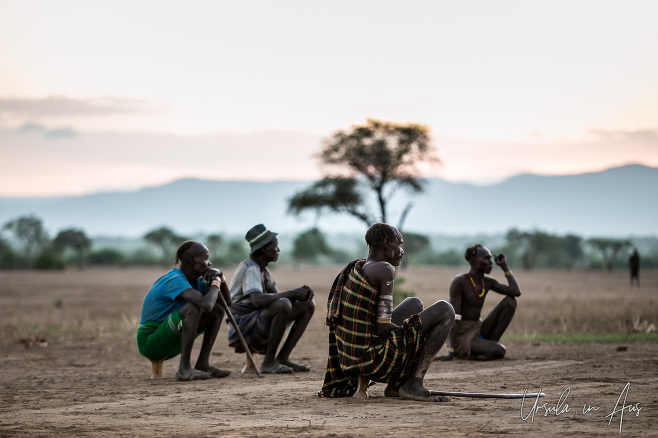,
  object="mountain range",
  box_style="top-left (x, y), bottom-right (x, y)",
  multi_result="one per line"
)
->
top-left (0, 164), bottom-right (656, 238)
